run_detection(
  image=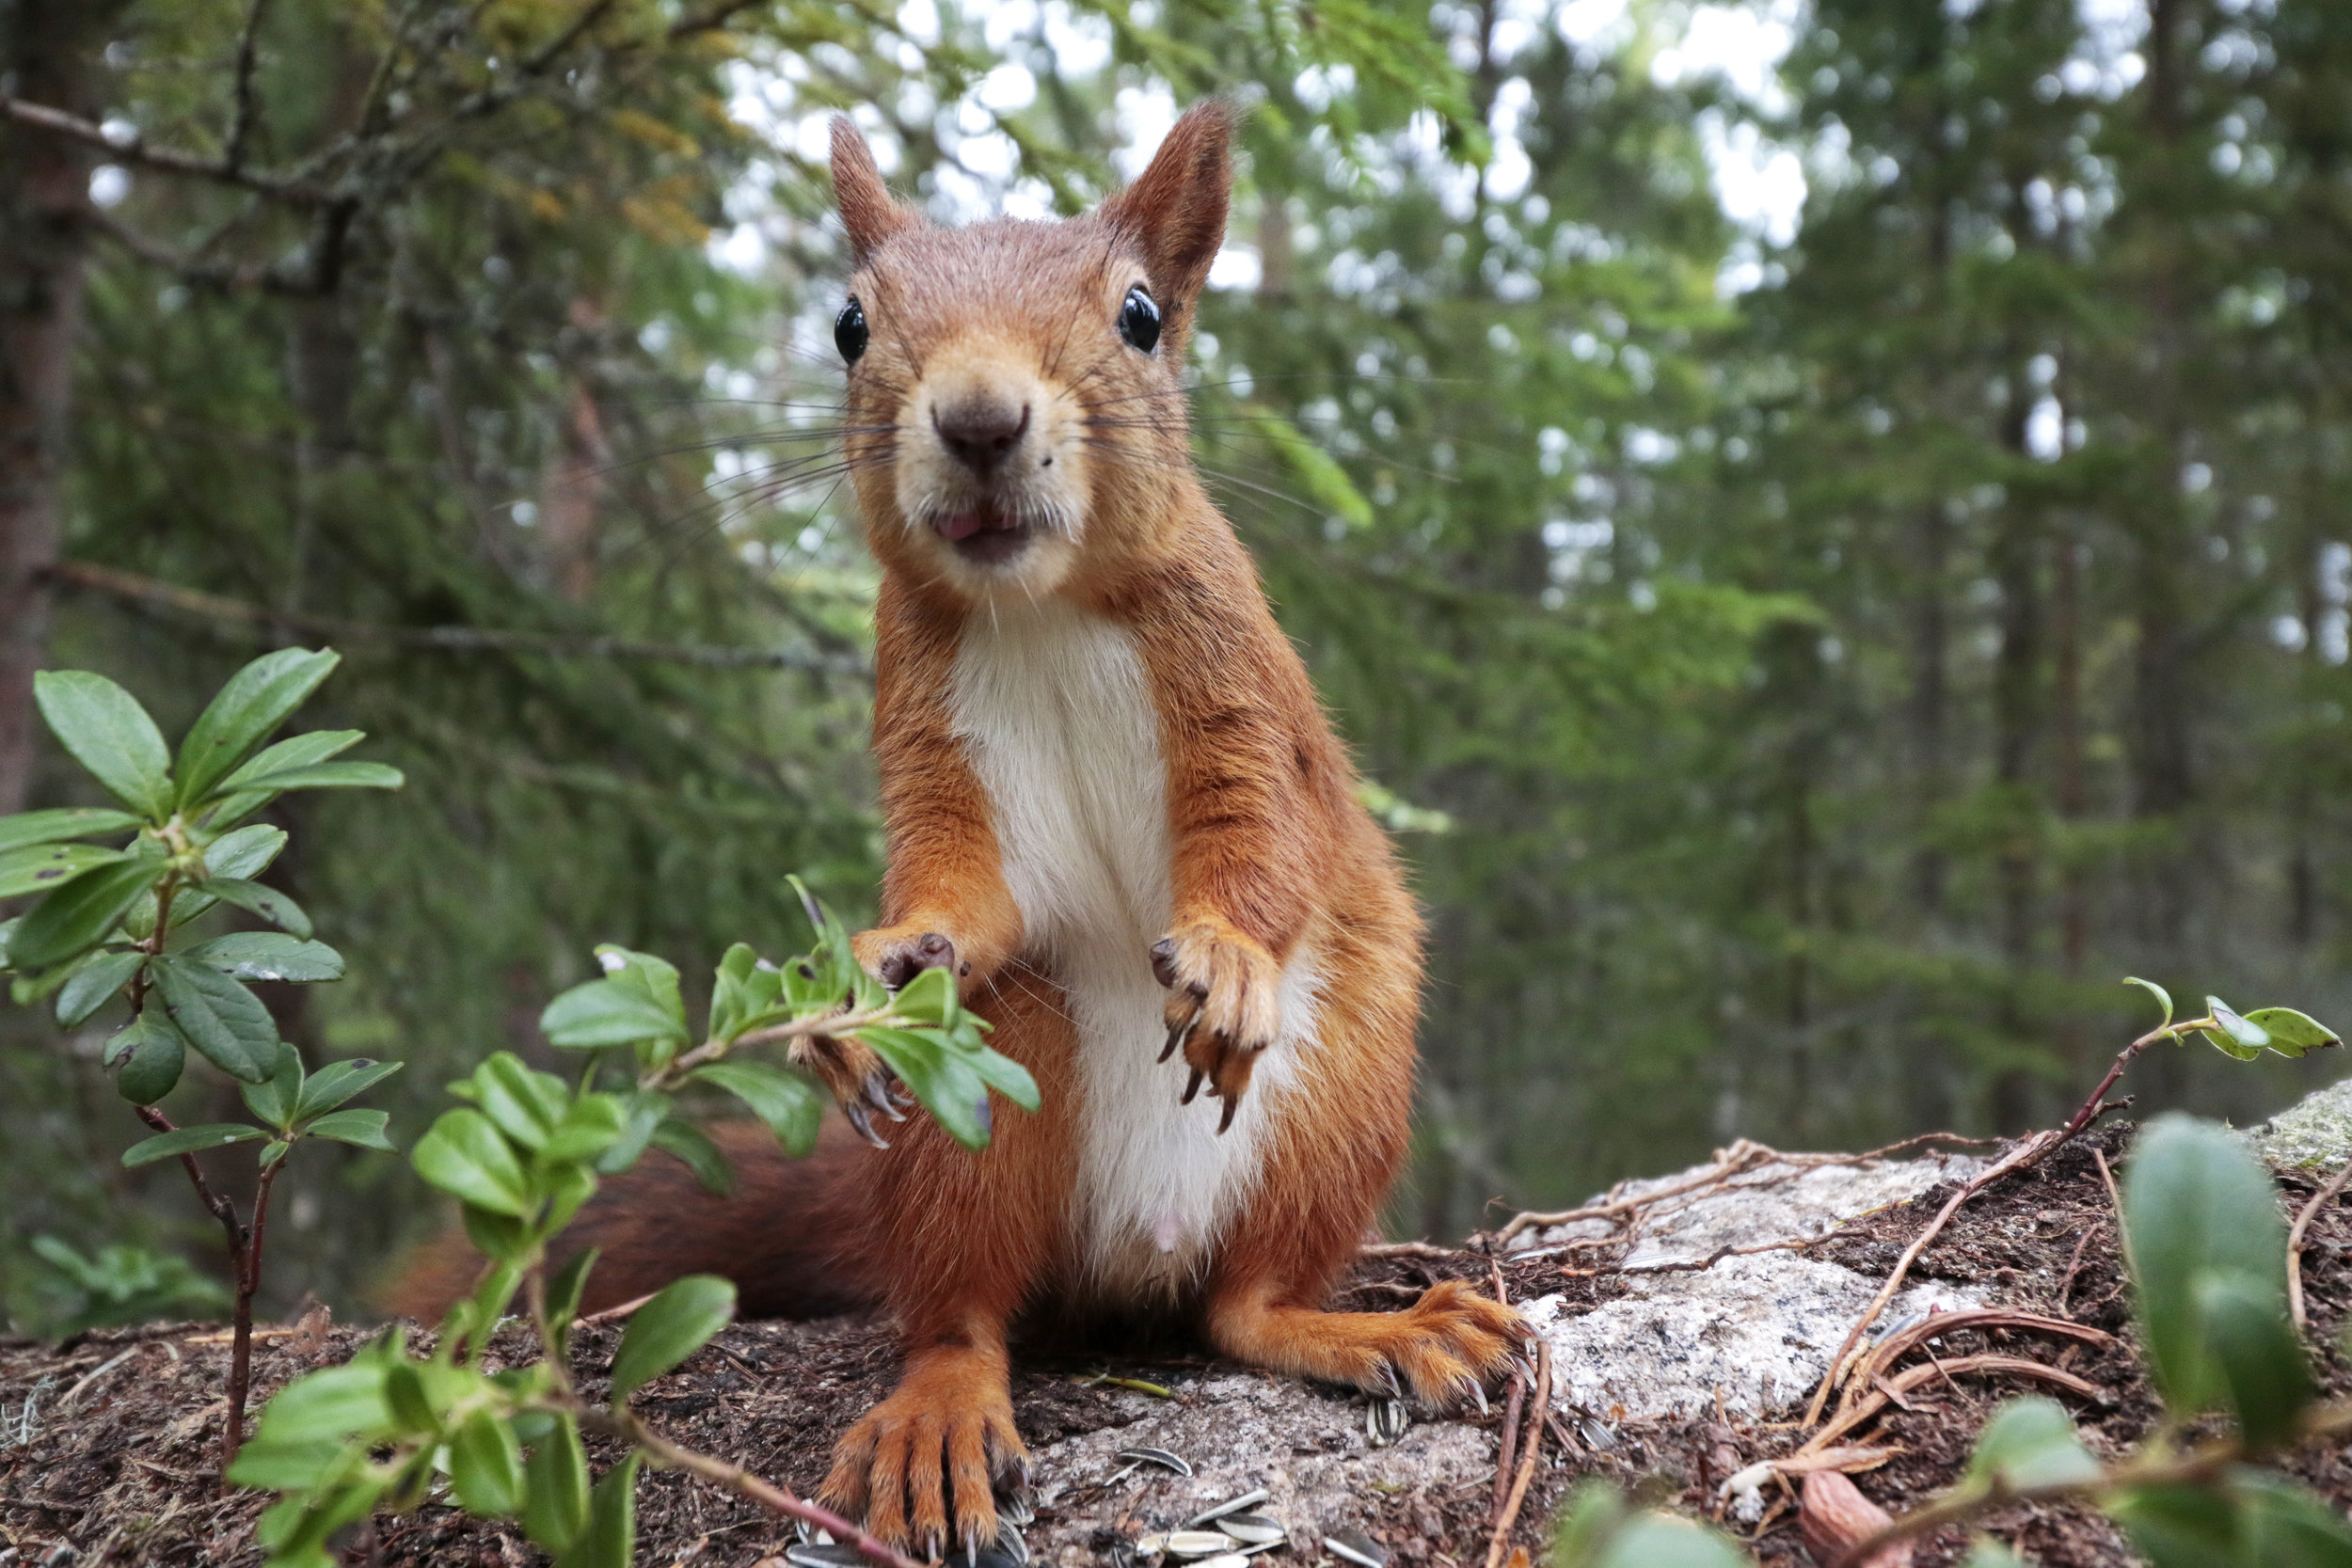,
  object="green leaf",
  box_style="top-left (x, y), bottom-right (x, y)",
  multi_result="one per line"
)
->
top-left (0, 841), bottom-right (126, 898)
top-left (547, 1247), bottom-right (600, 1335)
top-left (2207, 998), bottom-right (2270, 1050)
top-left (541, 1091), bottom-right (628, 1164)
top-left (56, 948), bottom-right (144, 1027)
top-left (1588, 1515), bottom-right (1751, 1568)
top-left (864, 1026), bottom-right (992, 1148)
top-left (892, 962), bottom-right (959, 1026)
top-left (294, 1056), bottom-right (402, 1119)
top-left (112, 1013), bottom-right (186, 1104)
top-left (34, 670), bottom-right (172, 817)
top-left (304, 1107), bottom-right (396, 1152)
top-left (2124, 975), bottom-right (2174, 1028)
top-left (553, 1451), bottom-right (640, 1568)
top-left (541, 977), bottom-right (689, 1050)
top-left (469, 1051), bottom-right (568, 1150)
top-left (2201, 1026), bottom-right (2266, 1062)
top-left (203, 878), bottom-right (312, 938)
top-left (690, 1060), bottom-right (824, 1157)
top-left (522, 1415), bottom-right (592, 1554)
top-left (2124, 1114), bottom-right (2296, 1418)
top-left (151, 953), bottom-right (279, 1082)
top-left (6, 848), bottom-right (166, 971)
top-left (450, 1408), bottom-right (526, 1516)
top-left (2244, 1007), bottom-right (2342, 1058)
top-left (649, 1117), bottom-right (735, 1195)
top-left (2198, 1272), bottom-right (2312, 1453)
top-left (411, 1108), bottom-right (532, 1216)
top-left (248, 1359), bottom-right (395, 1447)
top-left (260, 1138), bottom-right (290, 1167)
top-left (1963, 1398), bottom-right (2102, 1492)
top-left (382, 1362), bottom-right (439, 1433)
top-left (227, 1437), bottom-right (354, 1494)
top-left (707, 942), bottom-right (760, 1042)
top-left (595, 1090), bottom-right (670, 1174)
top-left (608, 1275), bottom-right (736, 1402)
top-left (212, 728), bottom-right (363, 797)
top-left (184, 932), bottom-right (344, 983)
top-left (218, 759), bottom-right (405, 797)
top-left (1961, 1544), bottom-right (2028, 1568)
top-left (240, 1040), bottom-right (308, 1129)
top-left (123, 1122), bottom-right (268, 1167)
top-left (962, 1038), bottom-right (1041, 1114)
top-left (174, 648), bottom-right (342, 807)
top-left (202, 823), bottom-right (289, 880)
top-left (0, 806), bottom-right (141, 855)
